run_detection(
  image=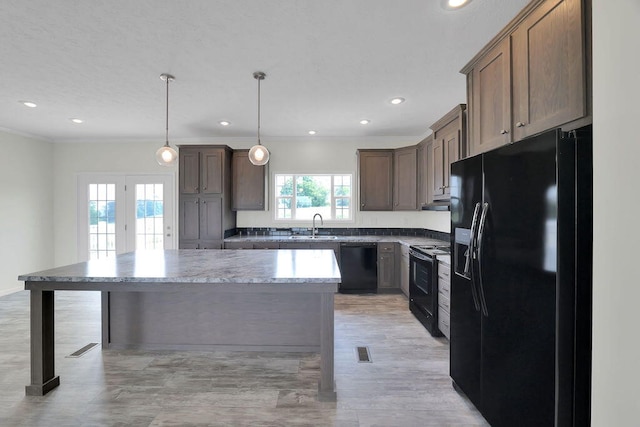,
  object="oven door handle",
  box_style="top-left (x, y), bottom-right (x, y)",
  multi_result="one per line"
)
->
top-left (409, 249), bottom-right (432, 262)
